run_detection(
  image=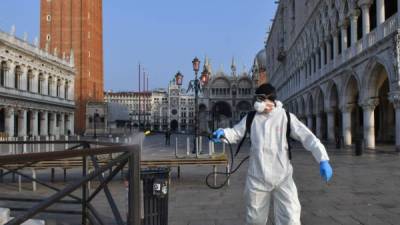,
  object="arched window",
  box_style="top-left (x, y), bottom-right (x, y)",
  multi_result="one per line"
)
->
top-left (14, 66), bottom-right (21, 89)
top-left (0, 61), bottom-right (7, 87)
top-left (48, 76), bottom-right (52, 95)
top-left (65, 81), bottom-right (69, 99)
top-left (56, 79), bottom-right (61, 97)
top-left (27, 70), bottom-right (33, 92)
top-left (38, 73), bottom-right (43, 94)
